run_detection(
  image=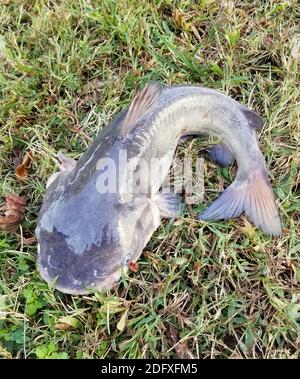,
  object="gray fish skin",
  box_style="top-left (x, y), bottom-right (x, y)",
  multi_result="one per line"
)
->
top-left (35, 83), bottom-right (282, 295)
